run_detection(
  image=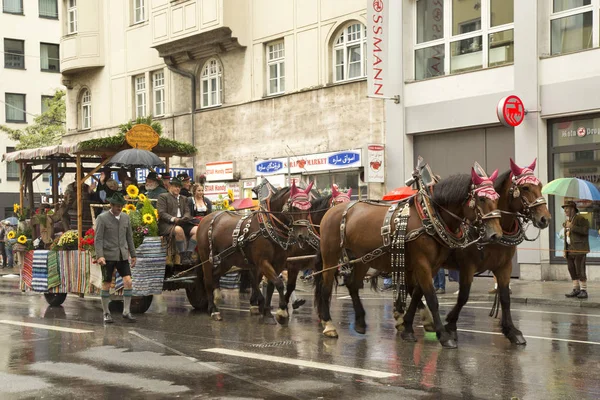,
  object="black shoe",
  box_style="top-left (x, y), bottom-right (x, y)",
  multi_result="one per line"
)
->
top-left (565, 289), bottom-right (581, 298)
top-left (577, 290), bottom-right (588, 299)
top-left (103, 313), bottom-right (114, 324)
top-left (122, 312), bottom-right (137, 322)
top-left (292, 299), bottom-right (306, 310)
